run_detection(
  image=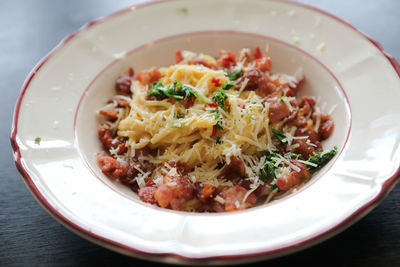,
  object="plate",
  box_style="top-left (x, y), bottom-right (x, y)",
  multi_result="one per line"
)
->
top-left (11, 0), bottom-right (400, 265)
